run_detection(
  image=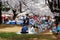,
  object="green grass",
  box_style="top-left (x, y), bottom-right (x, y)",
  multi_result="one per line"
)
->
top-left (0, 32), bottom-right (56, 40)
top-left (0, 24), bottom-right (57, 40)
